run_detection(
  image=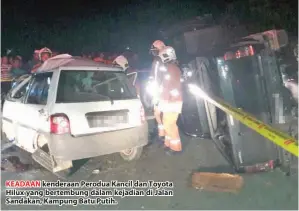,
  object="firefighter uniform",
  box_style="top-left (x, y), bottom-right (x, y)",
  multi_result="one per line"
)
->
top-left (94, 57), bottom-right (106, 63)
top-left (160, 62), bottom-right (183, 152)
top-left (151, 56), bottom-right (166, 137)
